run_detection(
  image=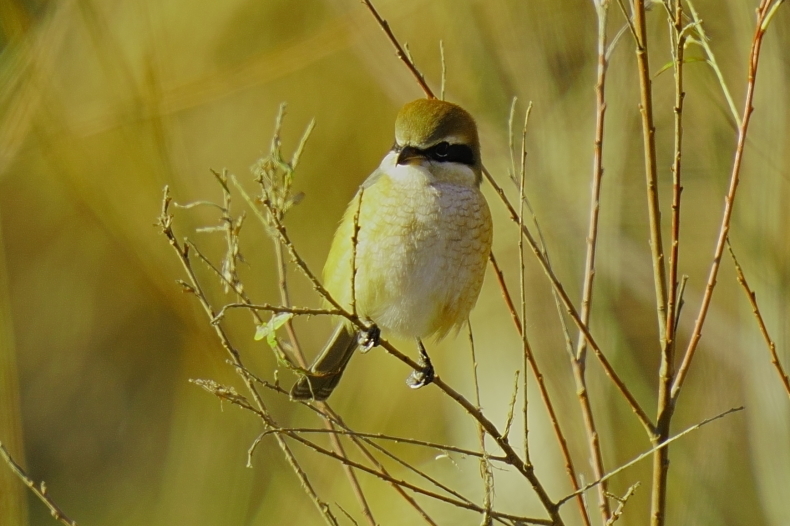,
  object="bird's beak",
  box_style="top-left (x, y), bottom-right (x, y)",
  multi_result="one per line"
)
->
top-left (396, 145), bottom-right (426, 165)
